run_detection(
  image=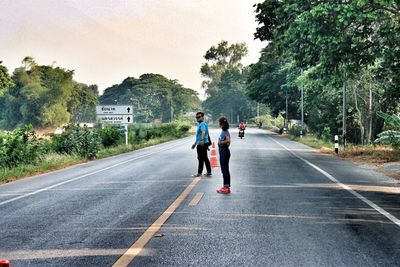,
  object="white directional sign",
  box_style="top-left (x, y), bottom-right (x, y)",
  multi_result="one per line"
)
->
top-left (97, 115), bottom-right (133, 124)
top-left (96, 105), bottom-right (133, 115)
